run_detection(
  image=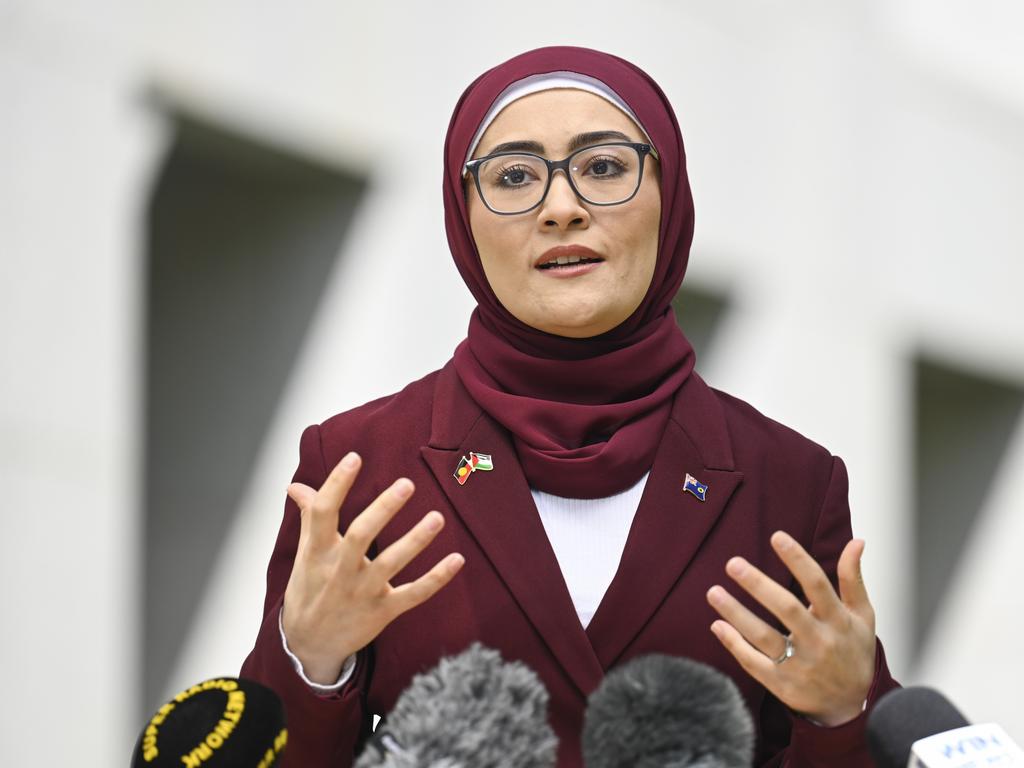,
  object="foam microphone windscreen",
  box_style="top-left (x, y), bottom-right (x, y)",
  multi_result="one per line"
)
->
top-left (867, 686), bottom-right (971, 768)
top-left (131, 677), bottom-right (287, 768)
top-left (582, 654), bottom-right (755, 768)
top-left (355, 643), bottom-right (558, 768)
